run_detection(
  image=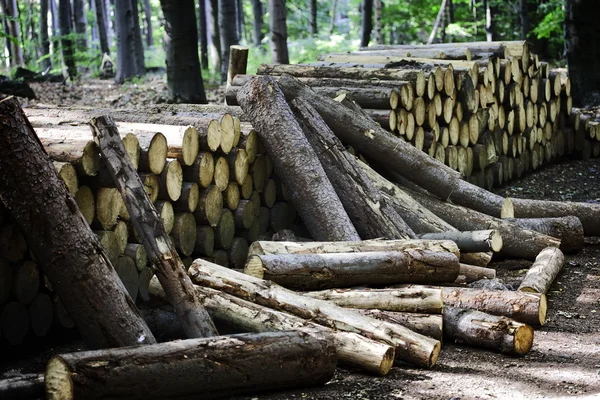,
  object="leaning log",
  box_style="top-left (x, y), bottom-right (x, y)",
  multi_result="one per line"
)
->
top-left (244, 250), bottom-right (460, 290)
top-left (505, 216), bottom-right (584, 253)
top-left (518, 247), bottom-right (565, 294)
top-left (236, 75), bottom-right (360, 241)
top-left (90, 115), bottom-right (217, 338)
top-left (190, 260), bottom-right (441, 368)
top-left (44, 331), bottom-right (336, 400)
top-left (0, 97), bottom-right (155, 348)
top-left (443, 306), bottom-right (534, 356)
